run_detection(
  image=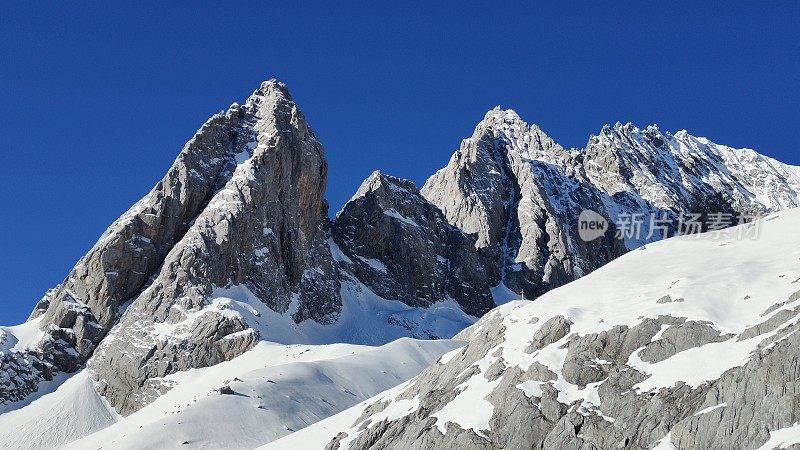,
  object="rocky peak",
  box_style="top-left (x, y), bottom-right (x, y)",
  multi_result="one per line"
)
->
top-left (244, 79), bottom-right (293, 108)
top-left (592, 121), bottom-right (650, 149)
top-left (424, 108), bottom-right (800, 302)
top-left (0, 79), bottom-right (342, 414)
top-left (85, 78), bottom-right (343, 414)
top-left (332, 169), bottom-right (495, 318)
top-left (242, 79), bottom-right (316, 140)
top-left (478, 107), bottom-right (528, 130)
top-left (348, 170), bottom-right (418, 206)
top-left (592, 121), bottom-right (663, 144)
top-left (472, 107), bottom-right (566, 164)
